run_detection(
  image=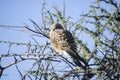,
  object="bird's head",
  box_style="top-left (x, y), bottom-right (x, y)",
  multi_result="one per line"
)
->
top-left (50, 23), bottom-right (64, 30)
